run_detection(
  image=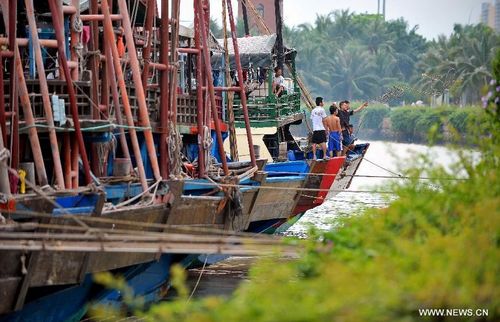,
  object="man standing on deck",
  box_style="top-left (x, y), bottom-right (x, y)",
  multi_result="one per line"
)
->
top-left (338, 100), bottom-right (368, 155)
top-left (325, 104), bottom-right (342, 157)
top-left (310, 97), bottom-right (328, 160)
